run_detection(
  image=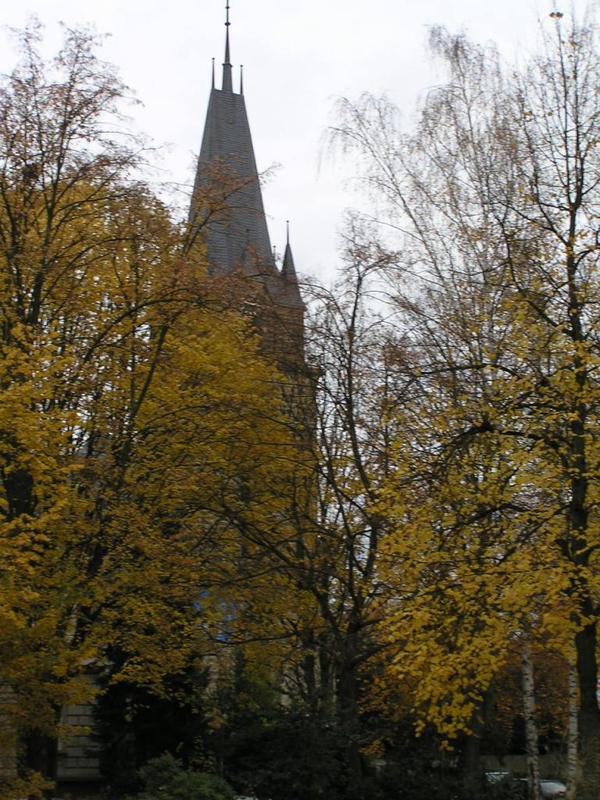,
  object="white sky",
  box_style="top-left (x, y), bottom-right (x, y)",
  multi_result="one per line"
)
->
top-left (0, 0), bottom-right (592, 281)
